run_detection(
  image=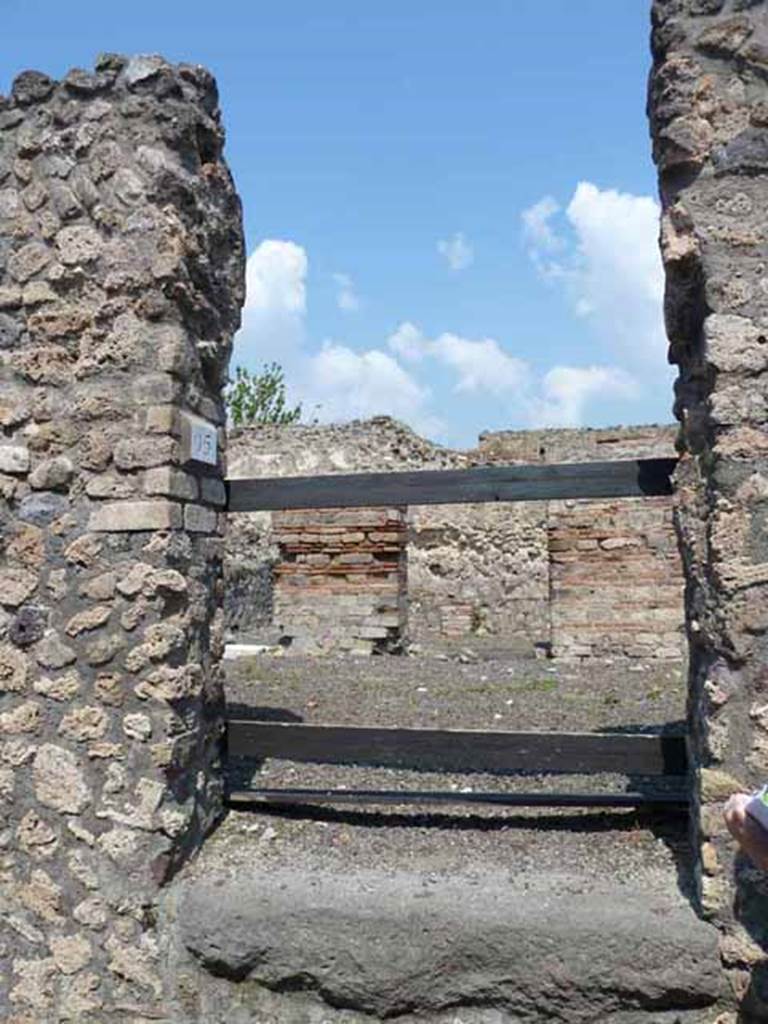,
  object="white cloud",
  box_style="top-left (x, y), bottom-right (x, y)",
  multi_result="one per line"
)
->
top-left (437, 231), bottom-right (474, 271)
top-left (521, 195), bottom-right (562, 254)
top-left (245, 239), bottom-right (306, 314)
top-left (301, 342), bottom-right (441, 435)
top-left (566, 183), bottom-right (664, 358)
top-left (388, 321), bottom-right (427, 362)
top-left (436, 333), bottom-right (530, 397)
top-left (231, 226), bottom-right (655, 444)
top-left (522, 182), bottom-right (666, 366)
top-left (233, 245), bottom-right (436, 434)
top-left (532, 365), bottom-right (639, 428)
top-left (333, 272), bottom-right (360, 312)
top-left (235, 240), bottom-right (308, 368)
top-left (388, 323), bottom-right (529, 398)
top-left (387, 321), bottom-right (634, 428)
